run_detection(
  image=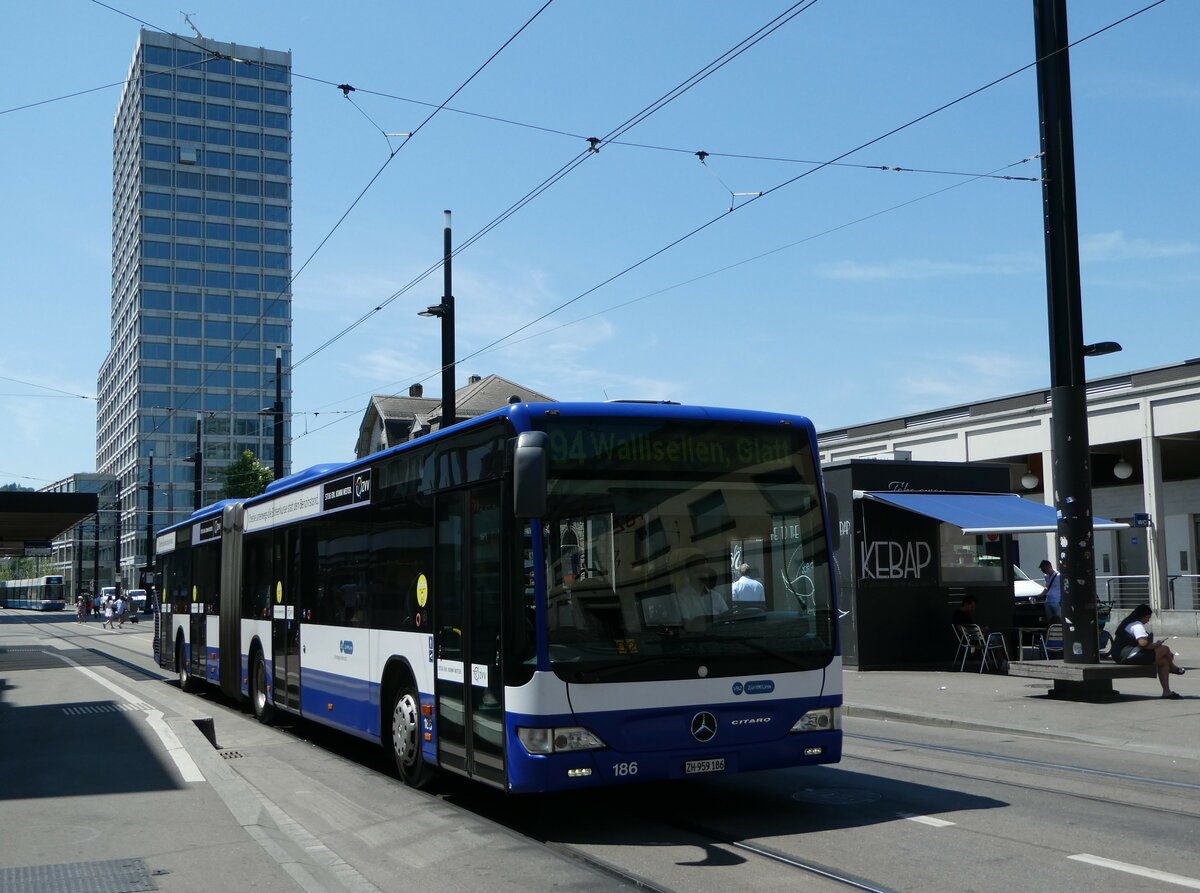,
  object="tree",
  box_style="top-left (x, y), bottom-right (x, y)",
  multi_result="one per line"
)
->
top-left (0, 556), bottom-right (43, 581)
top-left (222, 450), bottom-right (274, 498)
